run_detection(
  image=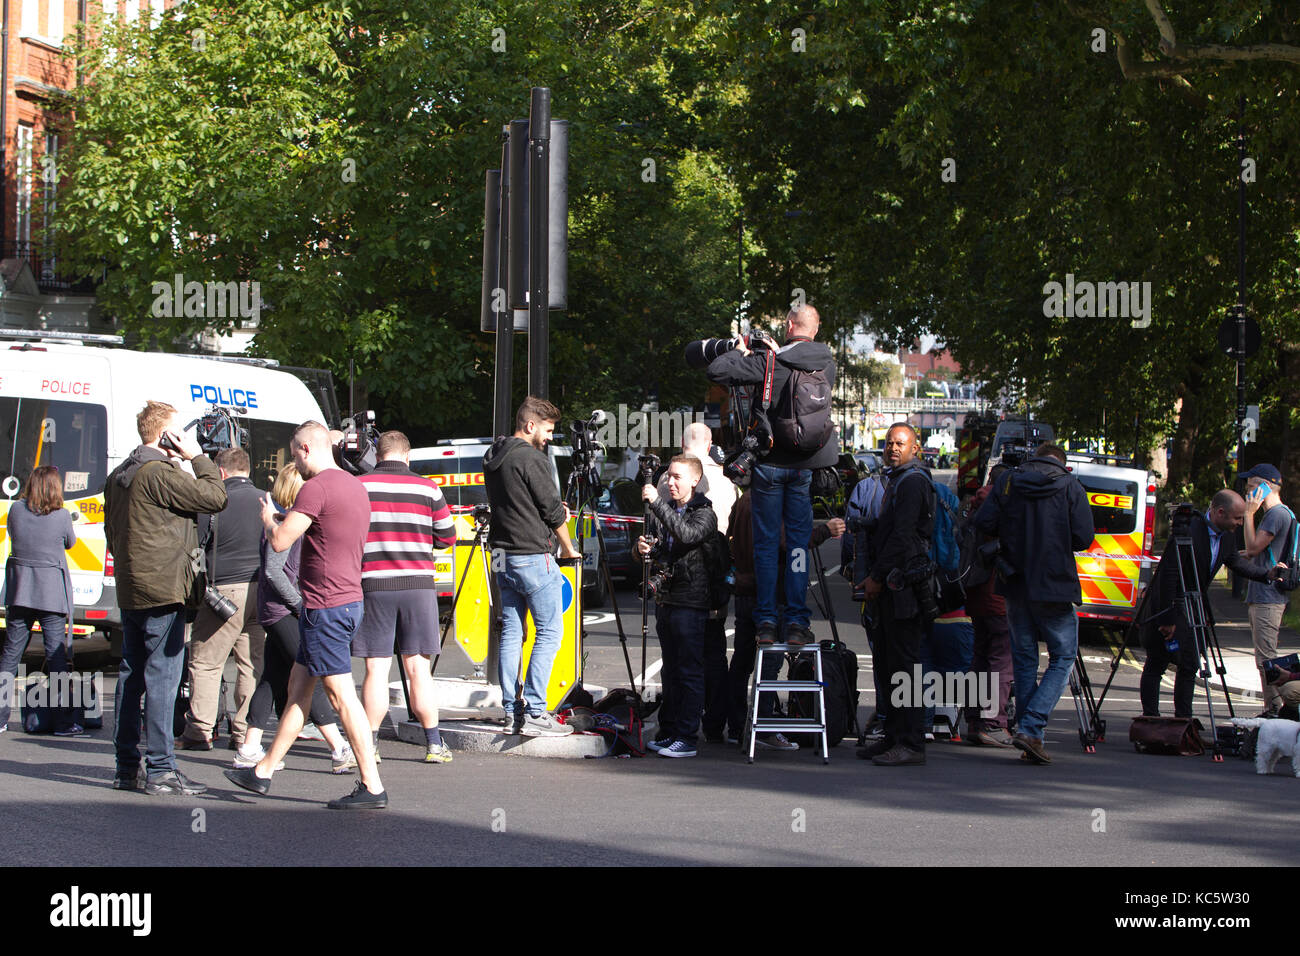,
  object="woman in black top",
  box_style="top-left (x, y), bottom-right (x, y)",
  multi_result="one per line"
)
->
top-left (1, 465), bottom-right (82, 735)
